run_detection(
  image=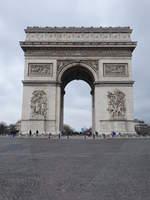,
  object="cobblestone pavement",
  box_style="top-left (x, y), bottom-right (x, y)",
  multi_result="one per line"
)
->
top-left (0, 137), bottom-right (150, 200)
